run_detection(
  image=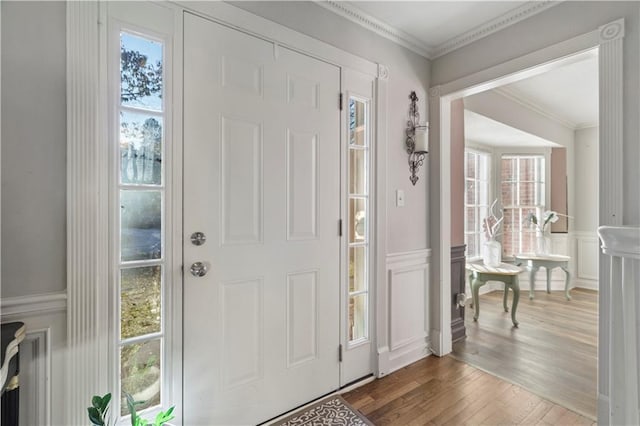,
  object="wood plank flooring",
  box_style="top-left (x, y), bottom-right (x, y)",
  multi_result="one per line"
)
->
top-left (342, 355), bottom-right (593, 425)
top-left (452, 288), bottom-right (598, 419)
